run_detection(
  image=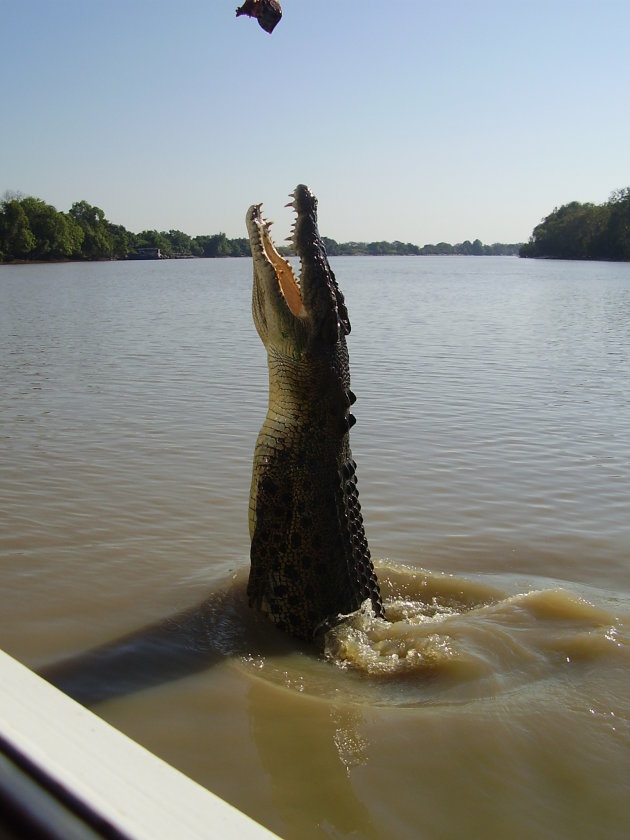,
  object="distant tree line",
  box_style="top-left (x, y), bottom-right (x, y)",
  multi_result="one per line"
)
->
top-left (321, 237), bottom-right (521, 257)
top-left (0, 194), bottom-right (251, 263)
top-left (0, 191), bottom-right (522, 264)
top-left (520, 187), bottom-right (630, 261)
